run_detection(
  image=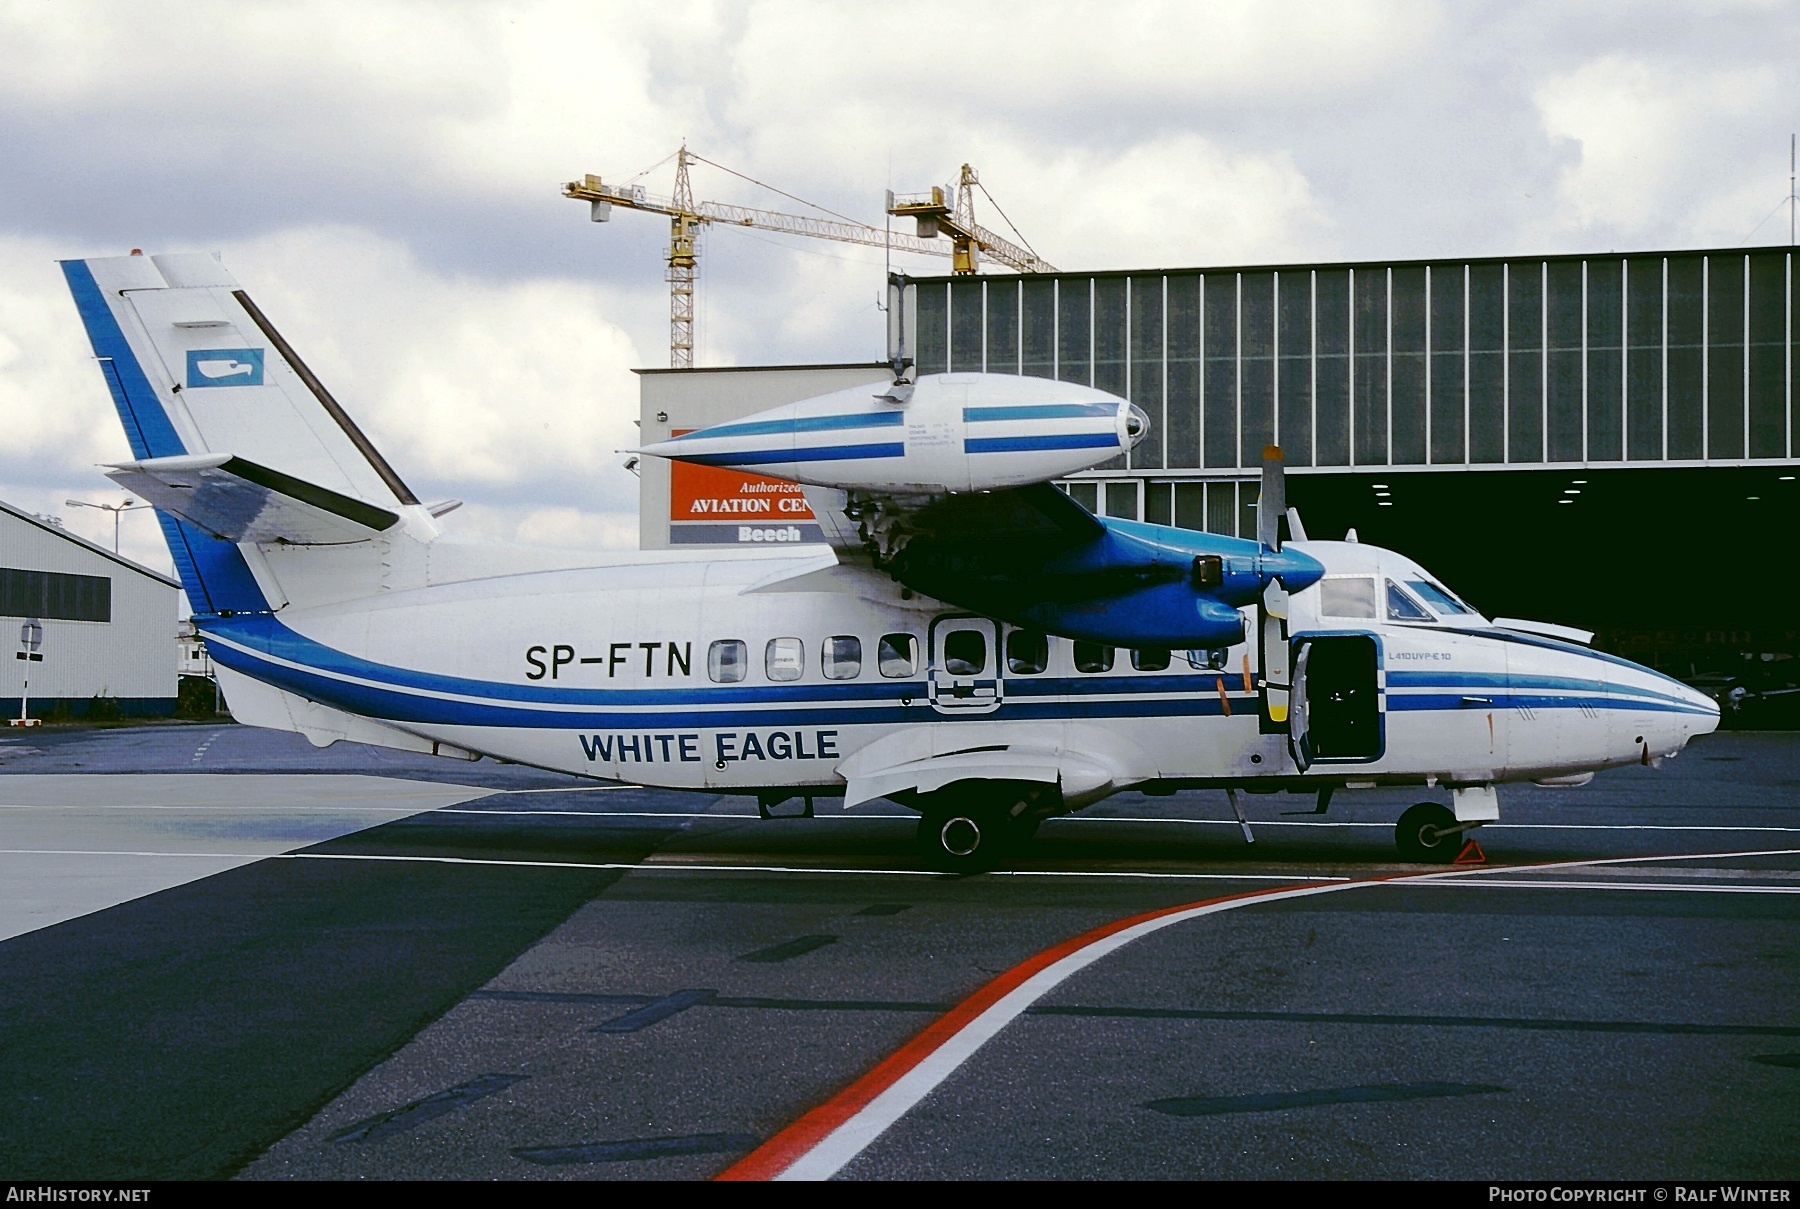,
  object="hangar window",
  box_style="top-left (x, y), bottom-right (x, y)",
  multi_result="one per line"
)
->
top-left (822, 635), bottom-right (862, 680)
top-left (1132, 647), bottom-right (1171, 672)
top-left (1074, 642), bottom-right (1114, 673)
top-left (708, 639), bottom-right (747, 683)
top-left (0, 567), bottom-right (111, 623)
top-left (1320, 576), bottom-right (1377, 619)
top-left (1385, 581), bottom-right (1435, 622)
top-left (943, 630), bottom-right (987, 677)
top-left (878, 633), bottom-right (918, 678)
top-left (766, 638), bottom-right (805, 682)
top-left (1006, 629), bottom-right (1048, 675)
